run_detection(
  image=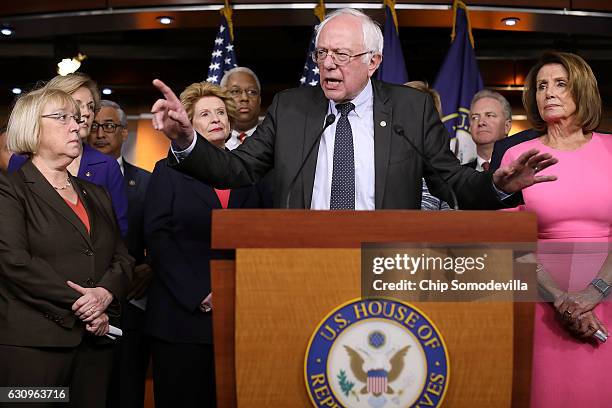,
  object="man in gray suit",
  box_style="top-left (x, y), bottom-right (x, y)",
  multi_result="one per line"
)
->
top-left (151, 8), bottom-right (557, 209)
